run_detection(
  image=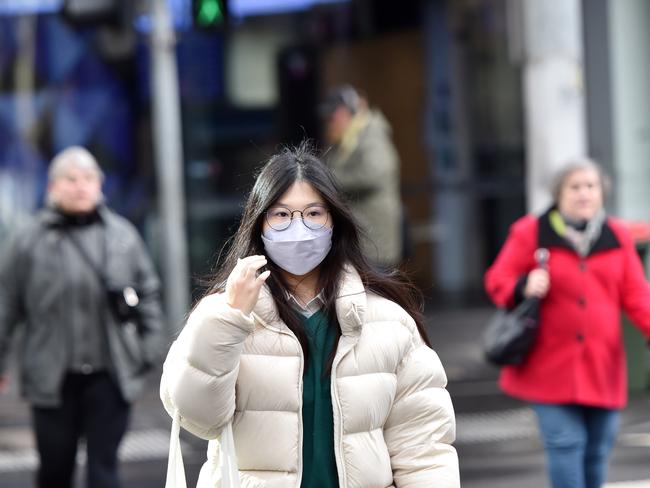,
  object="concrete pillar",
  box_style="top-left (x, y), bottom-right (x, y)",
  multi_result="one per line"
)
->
top-left (518, 0), bottom-right (587, 213)
top-left (151, 0), bottom-right (190, 332)
top-left (608, 0), bottom-right (650, 221)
